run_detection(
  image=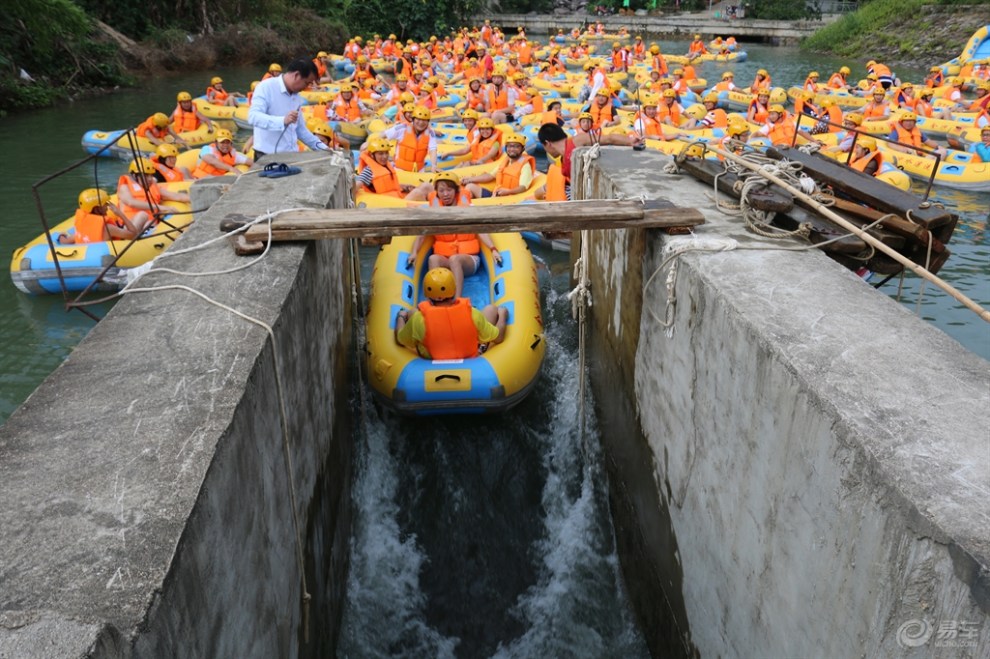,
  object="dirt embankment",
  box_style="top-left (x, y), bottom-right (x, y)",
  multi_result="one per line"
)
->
top-left (864, 6), bottom-right (990, 69)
